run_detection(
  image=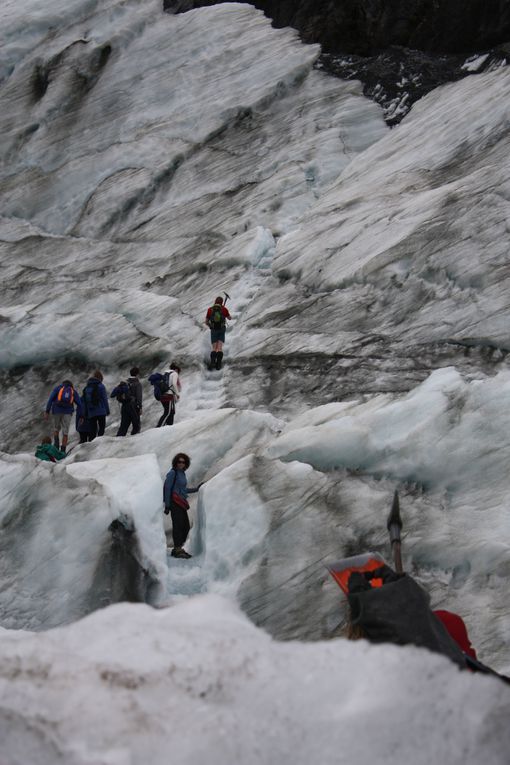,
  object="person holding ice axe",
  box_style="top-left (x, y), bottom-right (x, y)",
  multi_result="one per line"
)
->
top-left (205, 293), bottom-right (231, 370)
